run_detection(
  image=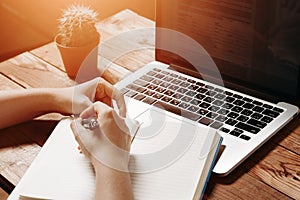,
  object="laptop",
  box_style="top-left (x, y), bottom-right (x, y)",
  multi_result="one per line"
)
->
top-left (114, 0), bottom-right (300, 176)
